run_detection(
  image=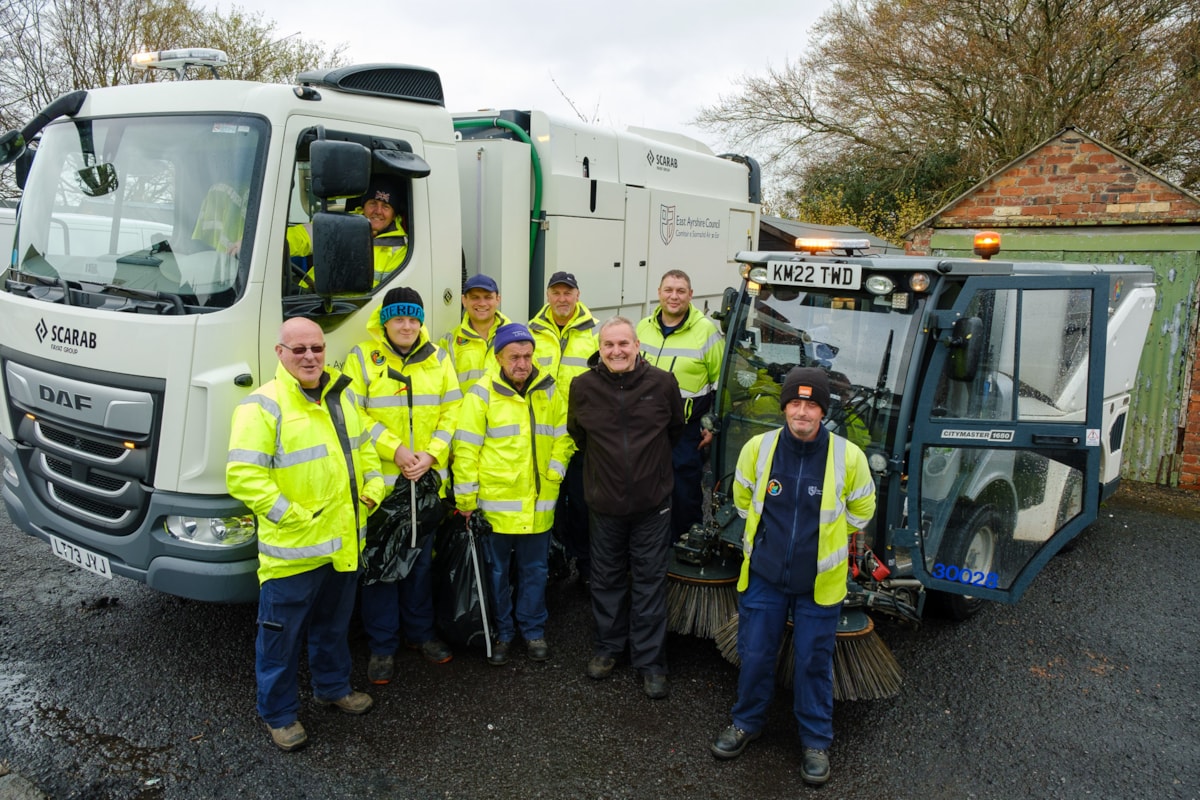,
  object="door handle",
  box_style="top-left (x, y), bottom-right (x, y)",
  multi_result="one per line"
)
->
top-left (1032, 434), bottom-right (1080, 446)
